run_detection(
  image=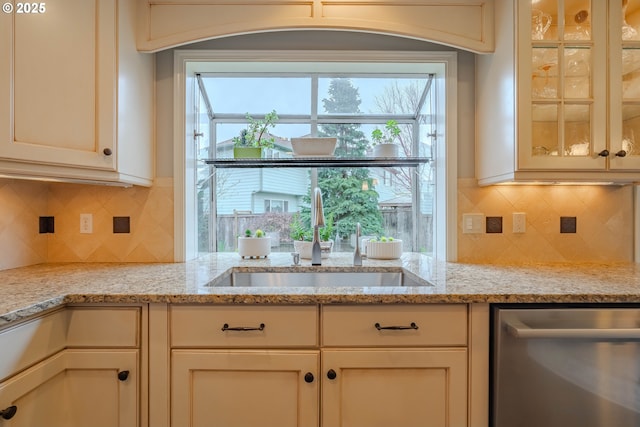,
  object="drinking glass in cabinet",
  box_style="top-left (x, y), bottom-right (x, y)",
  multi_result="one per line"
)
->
top-left (532, 8), bottom-right (552, 40)
top-left (564, 8), bottom-right (591, 40)
top-left (532, 48), bottom-right (558, 99)
top-left (564, 105), bottom-right (591, 157)
top-left (531, 104), bottom-right (559, 156)
top-left (564, 48), bottom-right (591, 98)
